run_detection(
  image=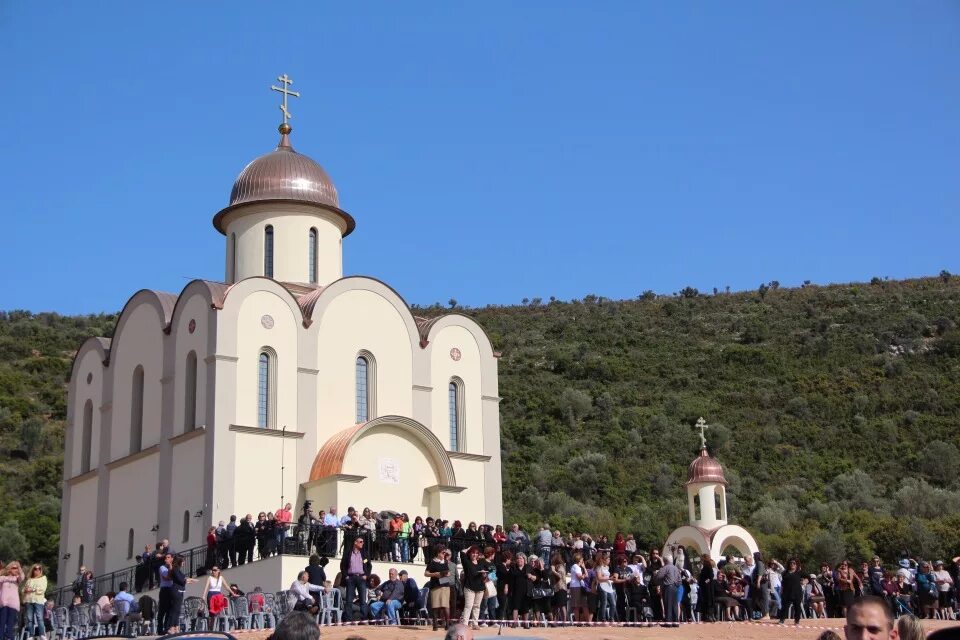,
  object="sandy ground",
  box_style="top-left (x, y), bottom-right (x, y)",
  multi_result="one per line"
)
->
top-left (215, 617), bottom-right (957, 640)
